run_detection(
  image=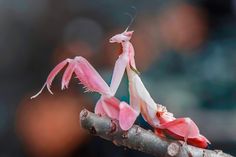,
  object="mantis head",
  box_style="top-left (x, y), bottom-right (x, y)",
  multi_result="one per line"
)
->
top-left (109, 31), bottom-right (134, 43)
